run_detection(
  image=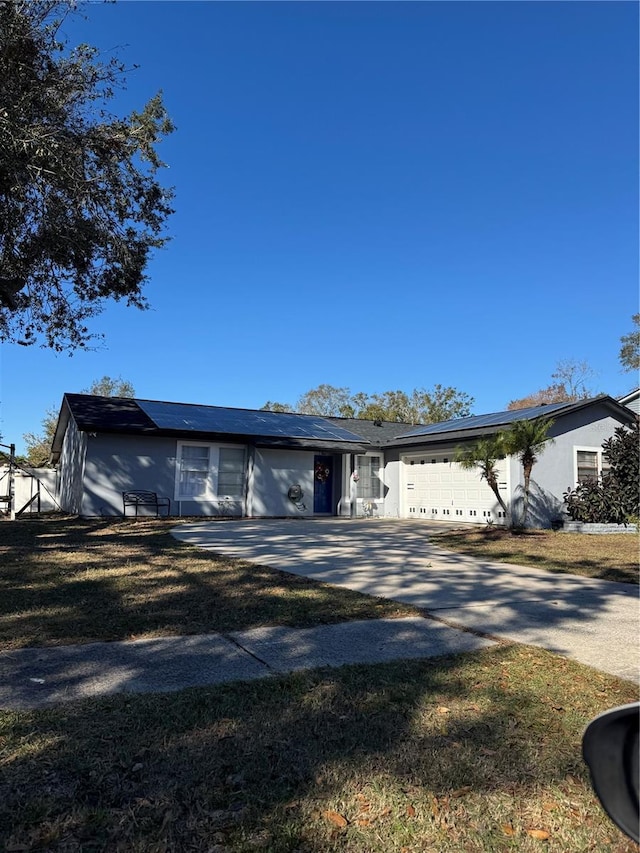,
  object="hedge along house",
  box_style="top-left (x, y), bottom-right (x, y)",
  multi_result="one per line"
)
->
top-left (50, 393), bottom-right (636, 526)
